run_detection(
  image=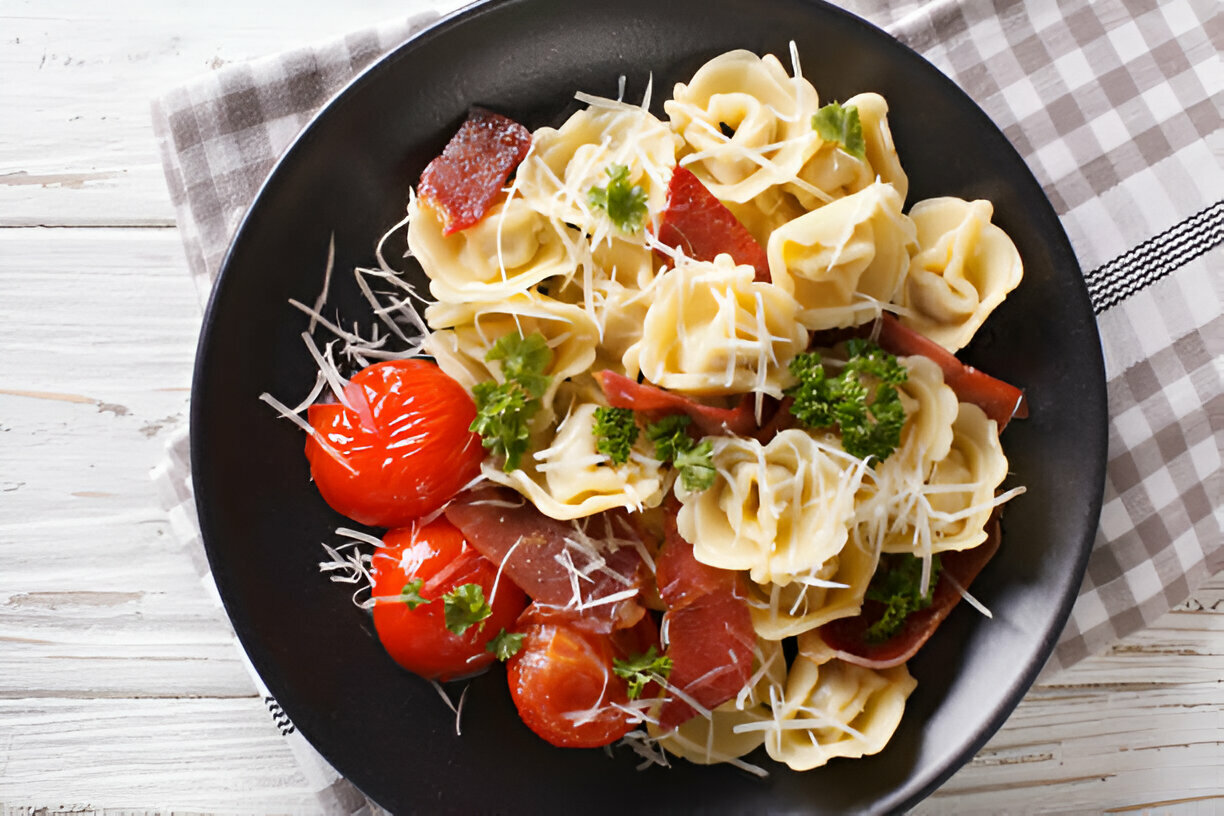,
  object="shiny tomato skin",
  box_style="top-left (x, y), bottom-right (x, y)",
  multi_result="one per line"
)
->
top-left (506, 617), bottom-right (637, 749)
top-left (305, 360), bottom-right (484, 527)
top-left (370, 519), bottom-right (526, 681)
